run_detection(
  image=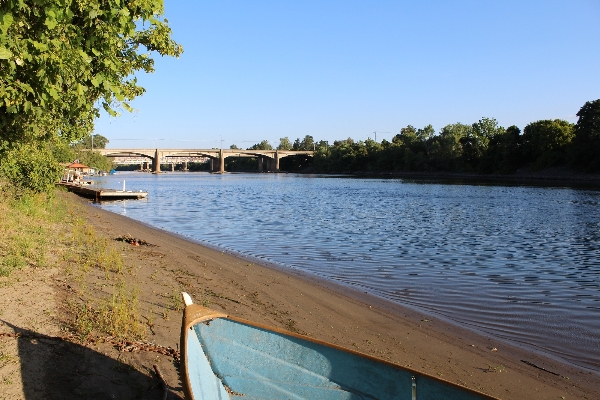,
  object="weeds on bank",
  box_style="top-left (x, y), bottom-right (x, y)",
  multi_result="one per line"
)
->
top-left (0, 190), bottom-right (68, 277)
top-left (71, 278), bottom-right (146, 341)
top-left (66, 218), bottom-right (145, 341)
